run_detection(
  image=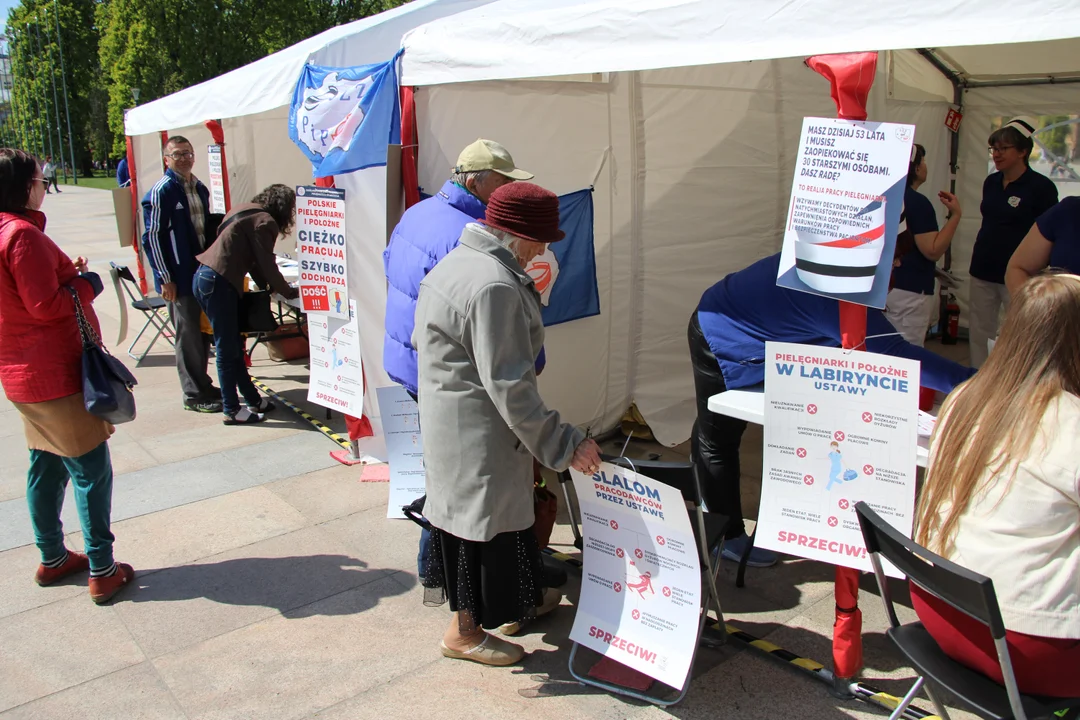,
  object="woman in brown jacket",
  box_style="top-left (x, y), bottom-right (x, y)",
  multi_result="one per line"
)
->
top-left (193, 184), bottom-right (299, 425)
